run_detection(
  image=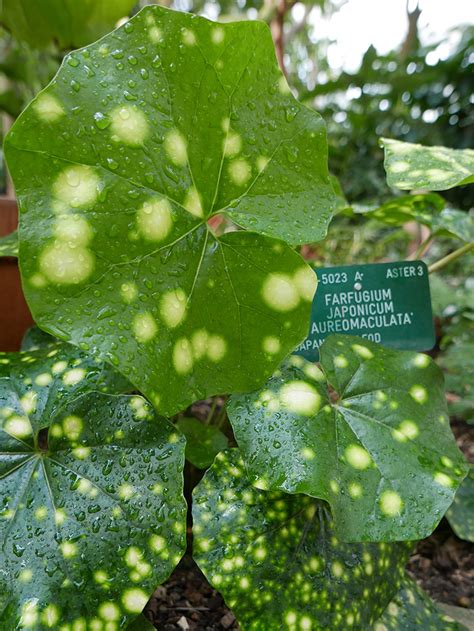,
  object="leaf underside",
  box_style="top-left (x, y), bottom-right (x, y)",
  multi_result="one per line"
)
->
top-left (227, 335), bottom-right (468, 541)
top-left (381, 138), bottom-right (474, 191)
top-left (5, 5), bottom-right (335, 415)
top-left (193, 449), bottom-right (412, 631)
